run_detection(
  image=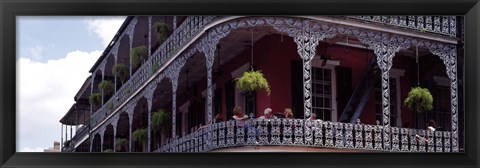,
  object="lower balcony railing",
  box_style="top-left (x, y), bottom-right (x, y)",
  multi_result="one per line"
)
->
top-left (157, 119), bottom-right (453, 153)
